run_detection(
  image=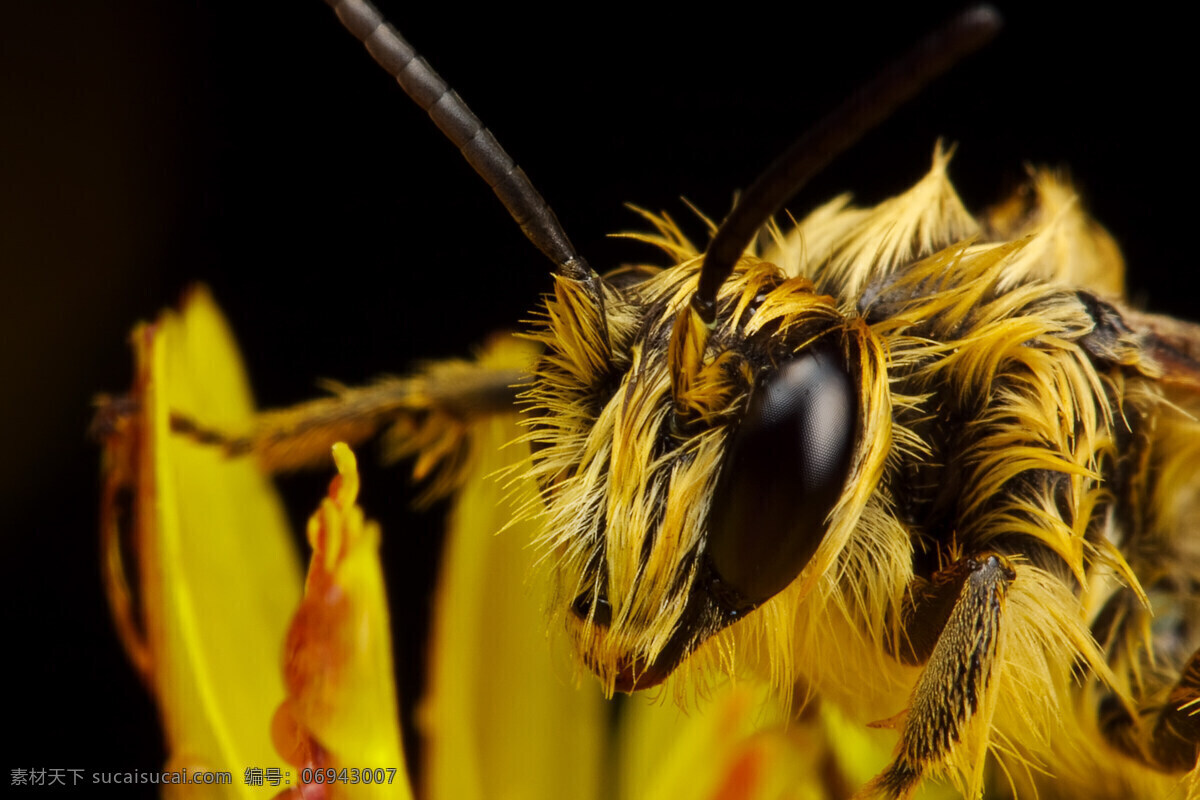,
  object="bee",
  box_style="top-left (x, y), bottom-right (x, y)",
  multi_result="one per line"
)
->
top-left (96, 2), bottom-right (1199, 798)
